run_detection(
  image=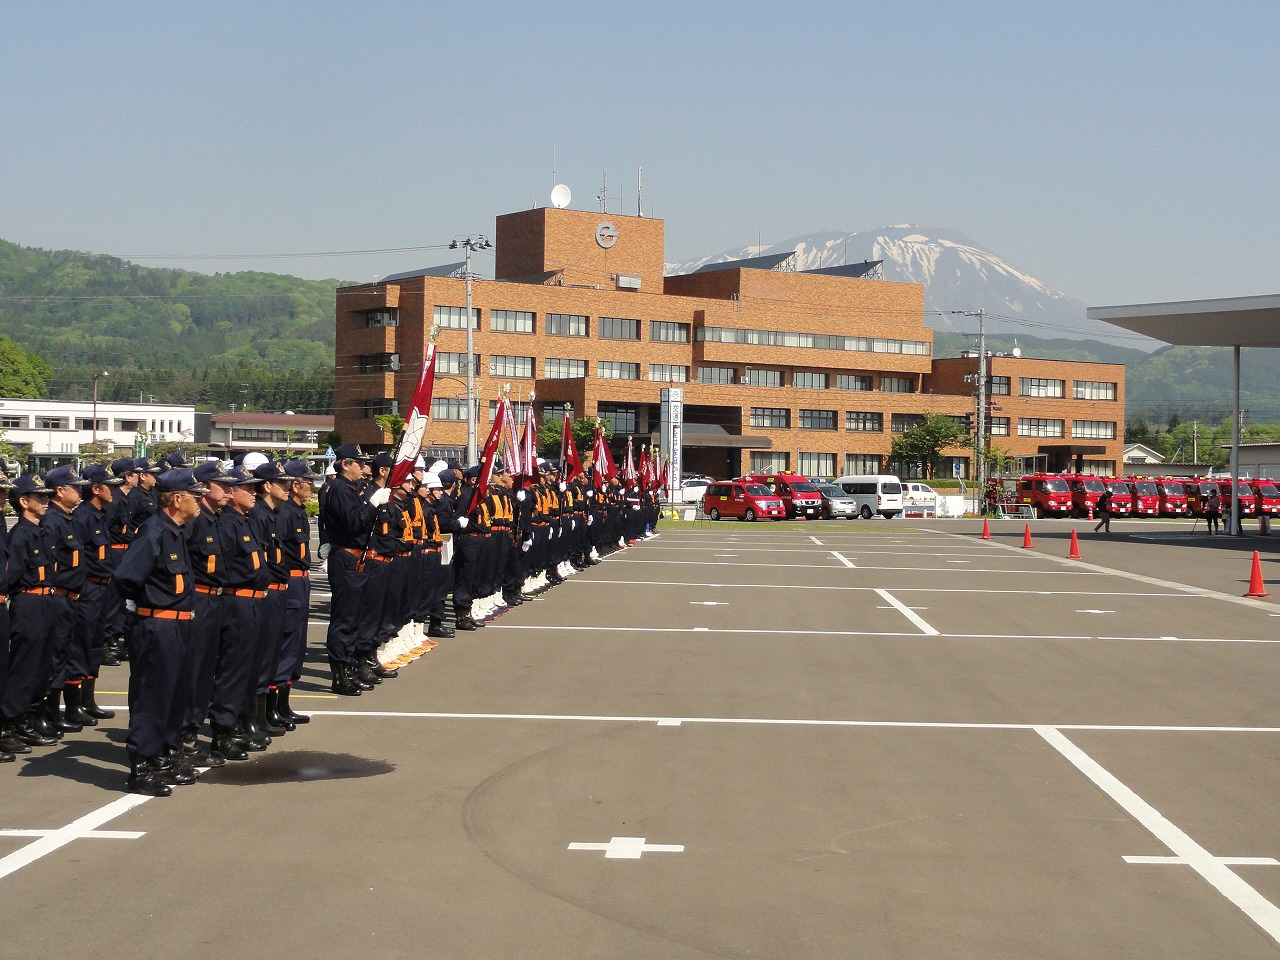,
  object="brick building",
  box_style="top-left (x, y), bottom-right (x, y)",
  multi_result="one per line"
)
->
top-left (334, 206), bottom-right (1125, 478)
